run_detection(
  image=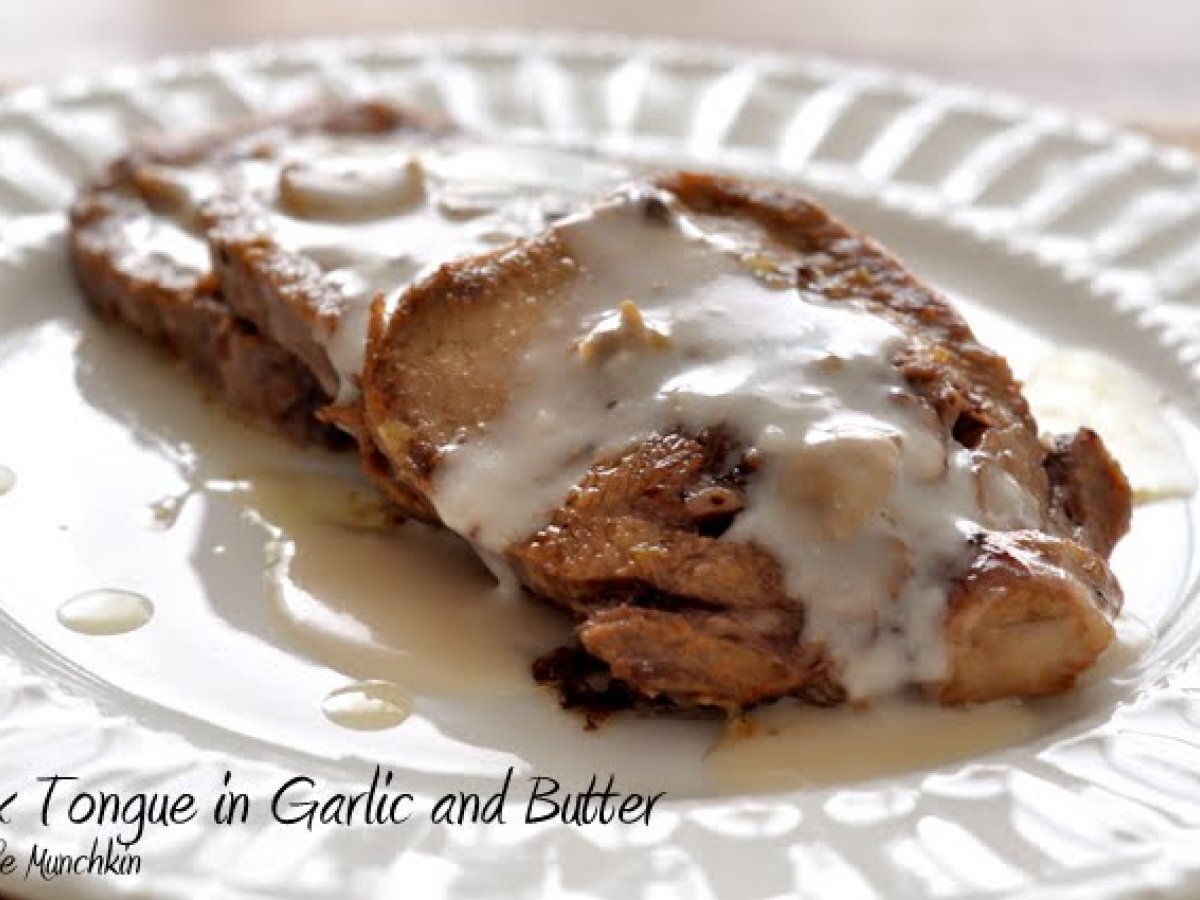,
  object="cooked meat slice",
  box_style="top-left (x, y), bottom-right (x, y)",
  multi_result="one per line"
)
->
top-left (71, 97), bottom-right (1133, 715)
top-left (937, 530), bottom-right (1122, 703)
top-left (361, 172), bottom-right (1131, 711)
top-left (68, 99), bottom-right (440, 445)
top-left (1044, 427), bottom-right (1133, 557)
top-left (320, 390), bottom-right (438, 521)
top-left (70, 99), bottom-right (627, 515)
top-left (362, 235), bottom-right (575, 511)
top-left (69, 176), bottom-right (343, 445)
top-left (204, 135), bottom-right (628, 403)
top-left (197, 102), bottom-right (451, 397)
top-left (578, 606), bottom-right (826, 709)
